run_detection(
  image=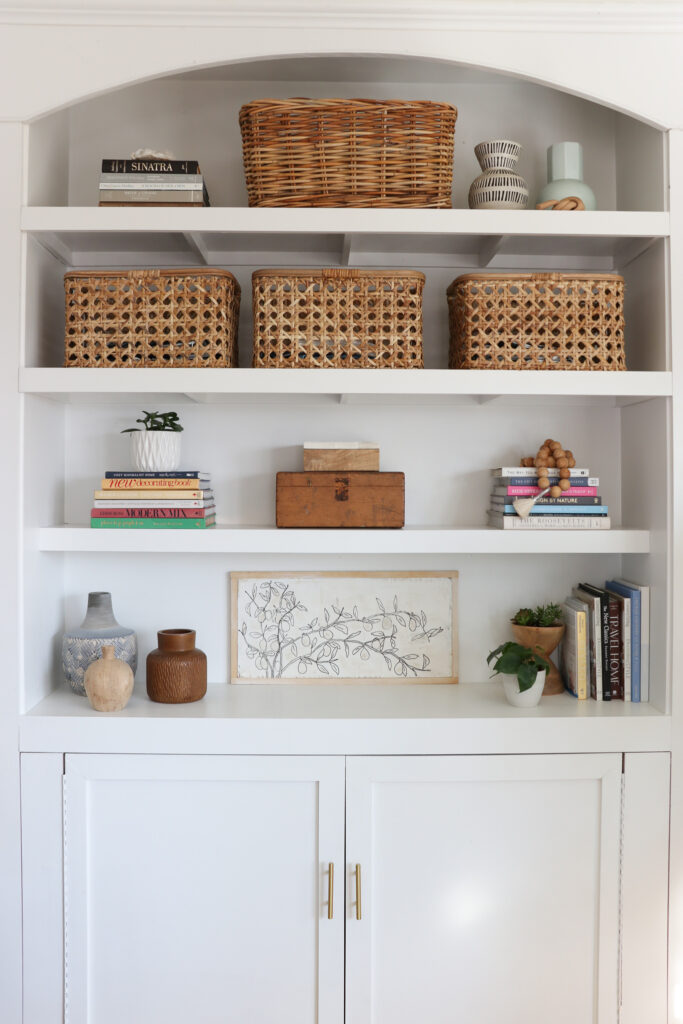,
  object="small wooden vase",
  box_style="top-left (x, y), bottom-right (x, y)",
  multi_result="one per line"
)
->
top-left (84, 644), bottom-right (134, 712)
top-left (146, 629), bottom-right (207, 704)
top-left (511, 624), bottom-right (566, 695)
